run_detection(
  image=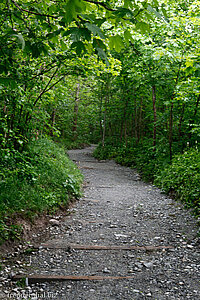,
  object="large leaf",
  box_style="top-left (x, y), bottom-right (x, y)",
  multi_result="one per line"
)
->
top-left (109, 35), bottom-right (124, 52)
top-left (63, 27), bottom-right (91, 41)
top-left (124, 30), bottom-right (134, 44)
top-left (71, 41), bottom-right (86, 55)
top-left (85, 23), bottom-right (106, 39)
top-left (135, 22), bottom-right (150, 33)
top-left (93, 38), bottom-right (107, 50)
top-left (96, 48), bottom-right (109, 66)
top-left (64, 0), bottom-right (86, 24)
